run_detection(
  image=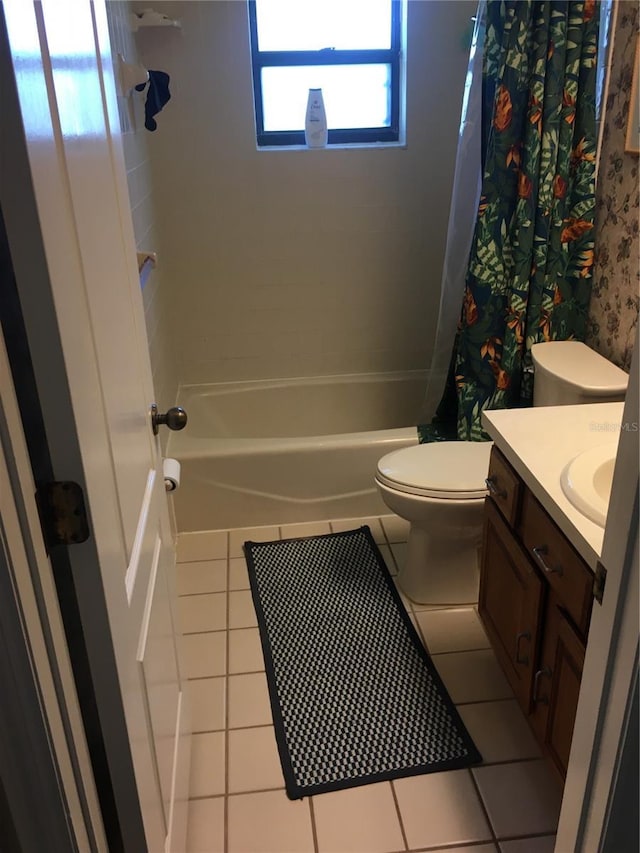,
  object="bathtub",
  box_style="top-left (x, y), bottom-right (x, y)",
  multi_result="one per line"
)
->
top-left (168, 371), bottom-right (425, 531)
